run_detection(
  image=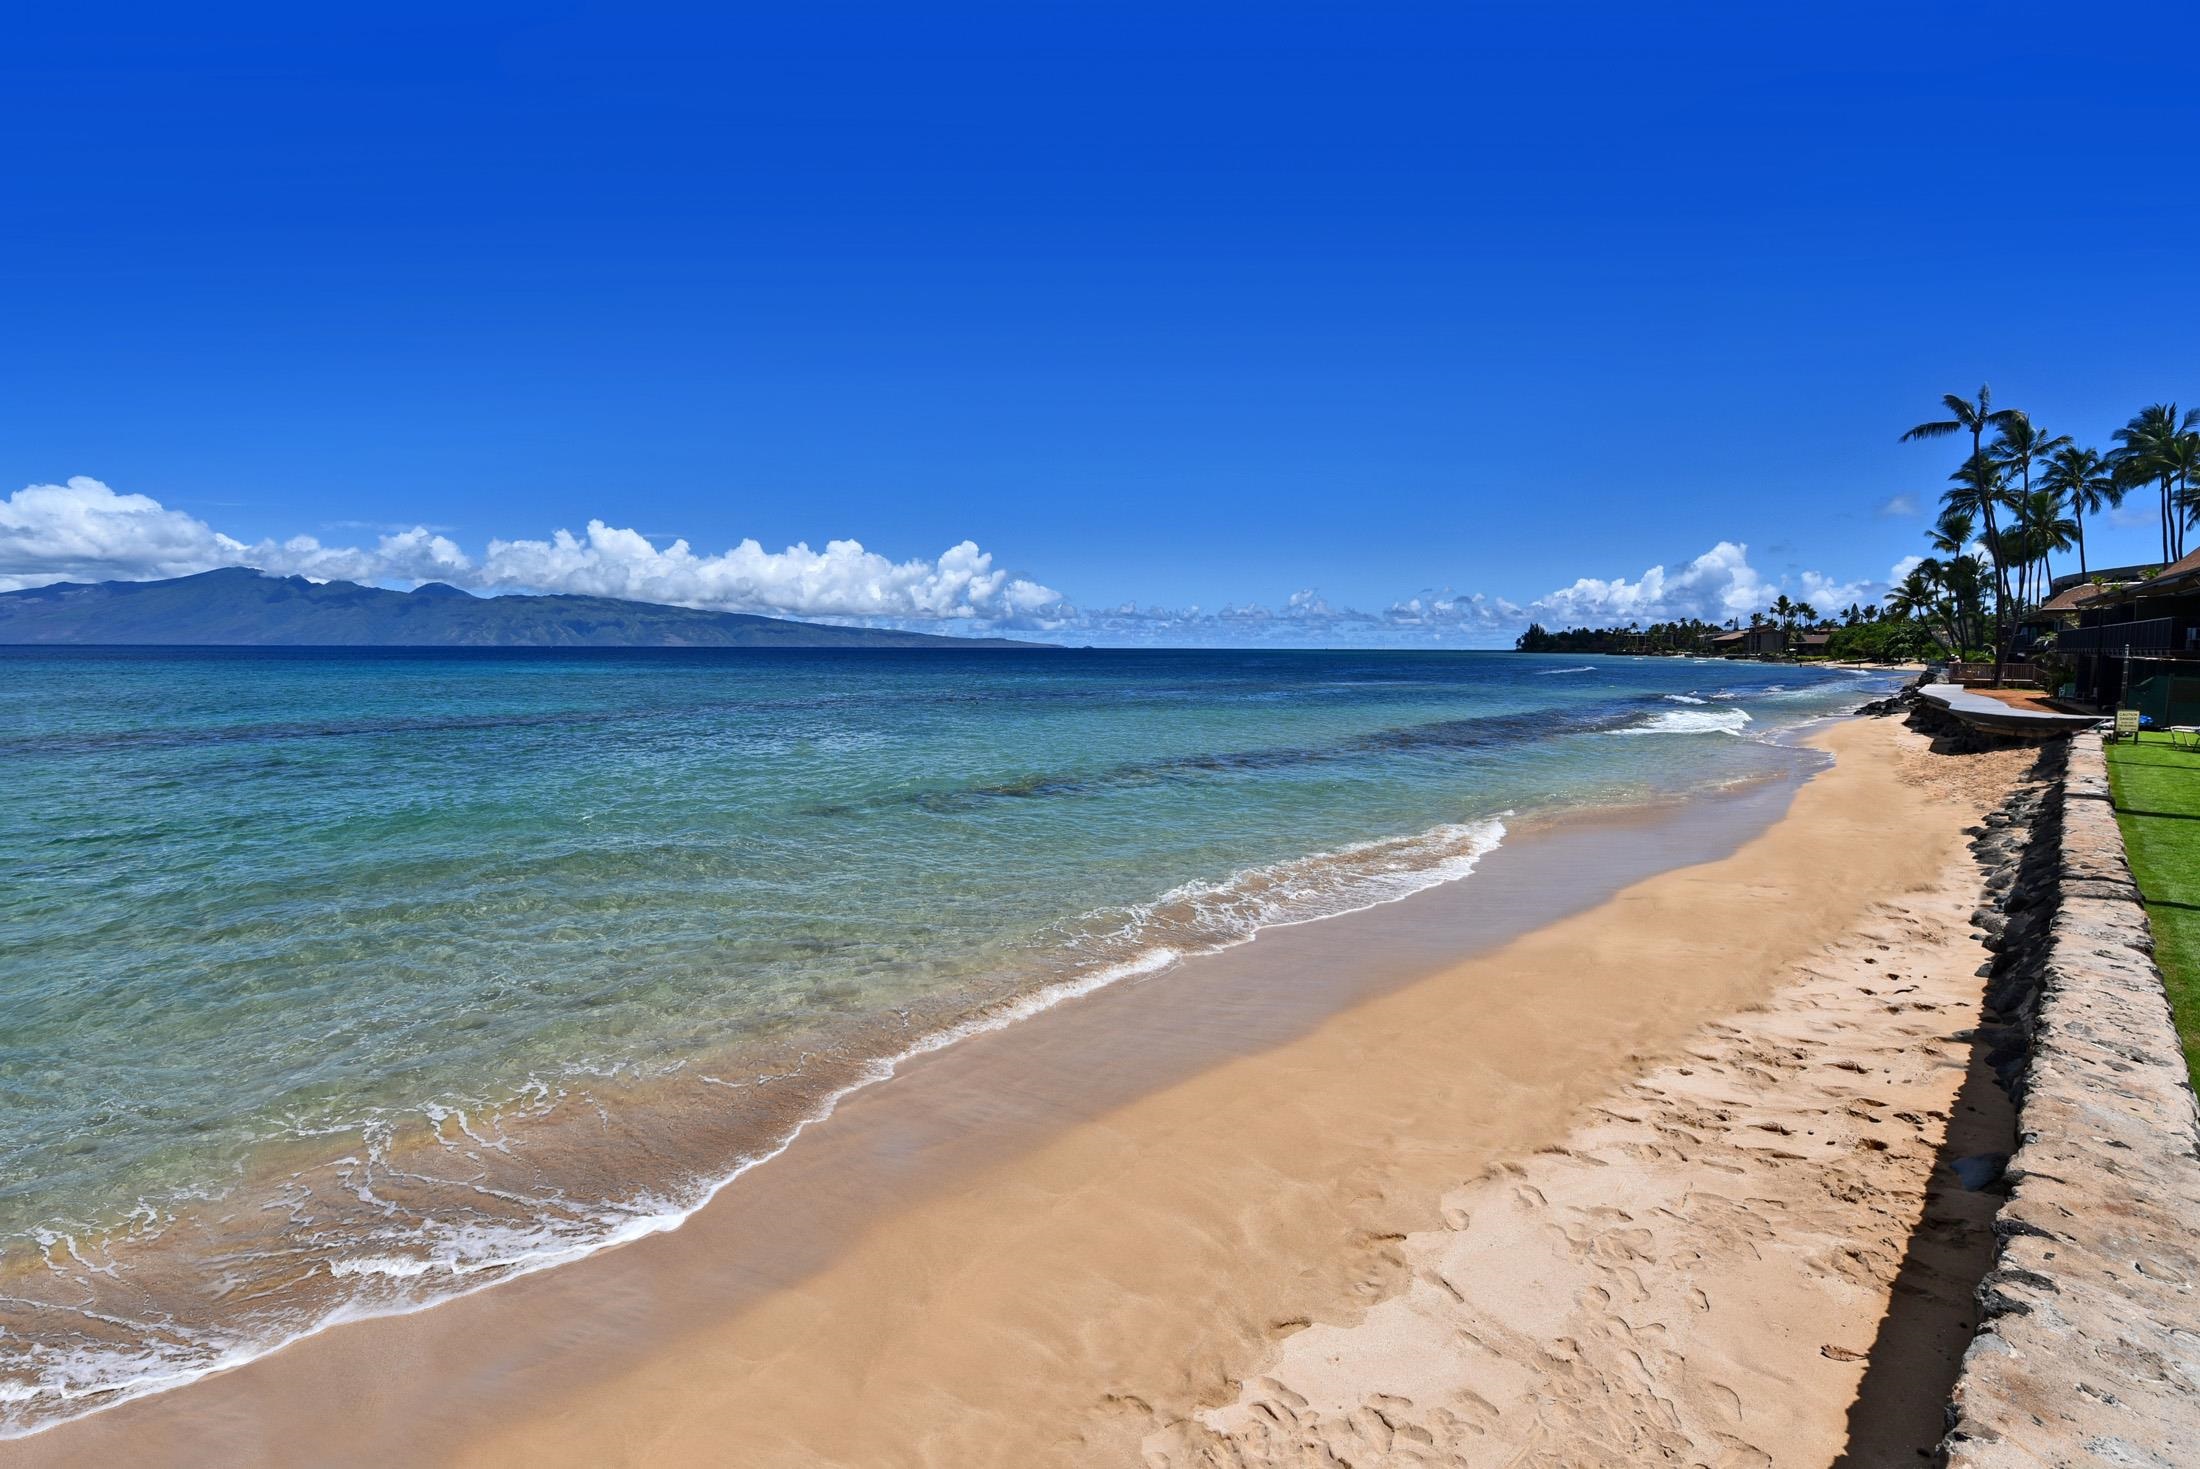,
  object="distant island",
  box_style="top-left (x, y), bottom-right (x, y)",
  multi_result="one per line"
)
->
top-left (0, 568), bottom-right (1040, 648)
